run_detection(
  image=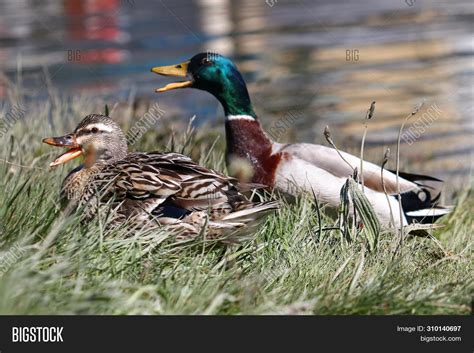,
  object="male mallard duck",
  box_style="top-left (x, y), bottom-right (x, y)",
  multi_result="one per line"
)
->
top-left (151, 53), bottom-right (450, 228)
top-left (42, 114), bottom-right (278, 242)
